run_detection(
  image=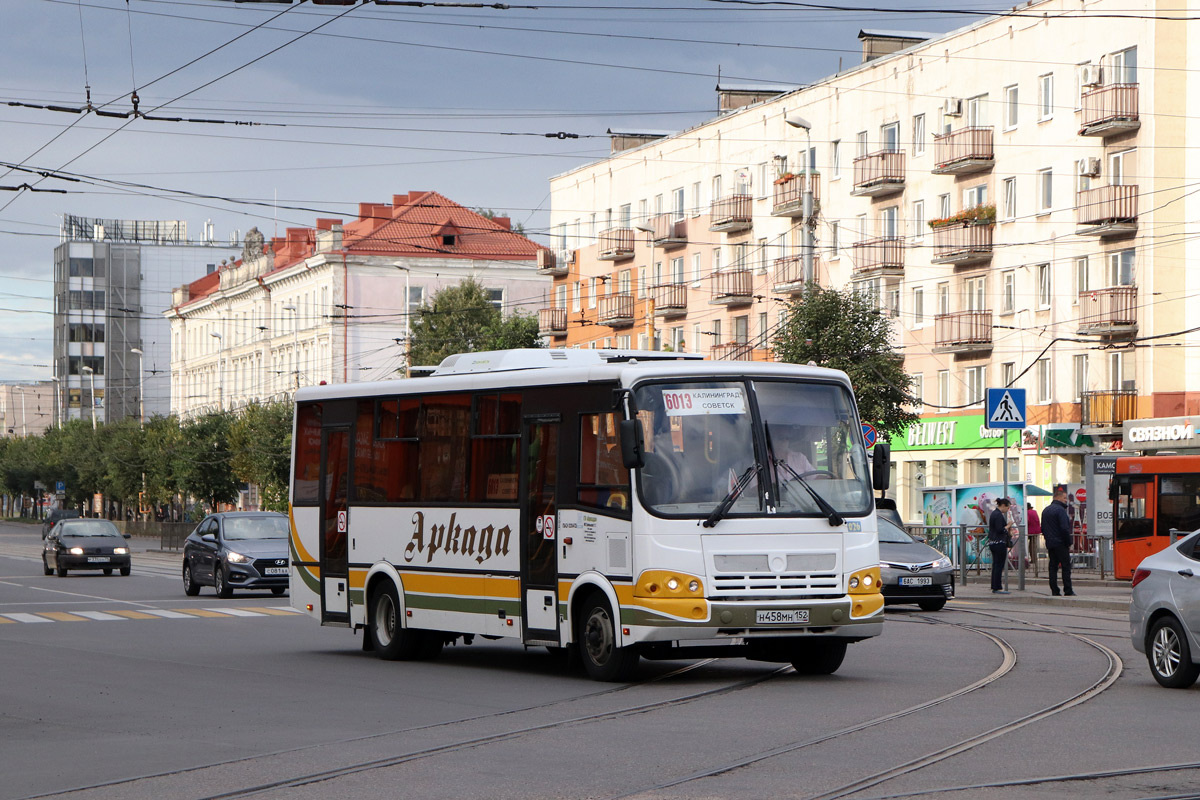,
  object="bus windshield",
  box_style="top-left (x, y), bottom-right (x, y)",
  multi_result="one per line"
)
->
top-left (632, 379), bottom-right (871, 520)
